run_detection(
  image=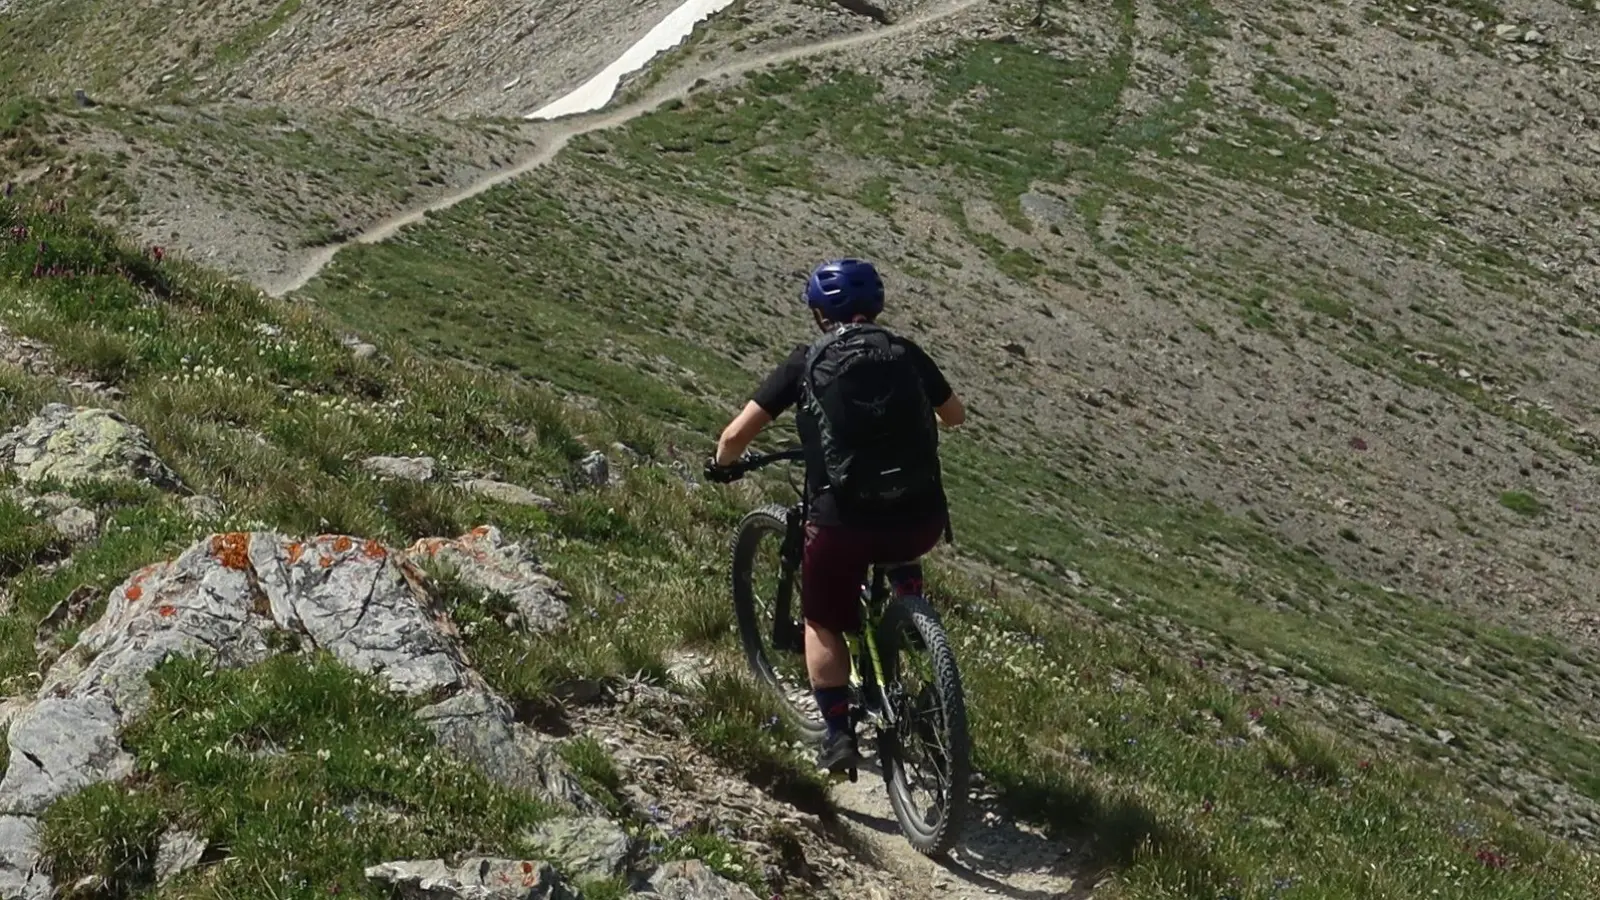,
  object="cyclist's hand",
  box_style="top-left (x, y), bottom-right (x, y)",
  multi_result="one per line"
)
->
top-left (704, 456), bottom-right (744, 484)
